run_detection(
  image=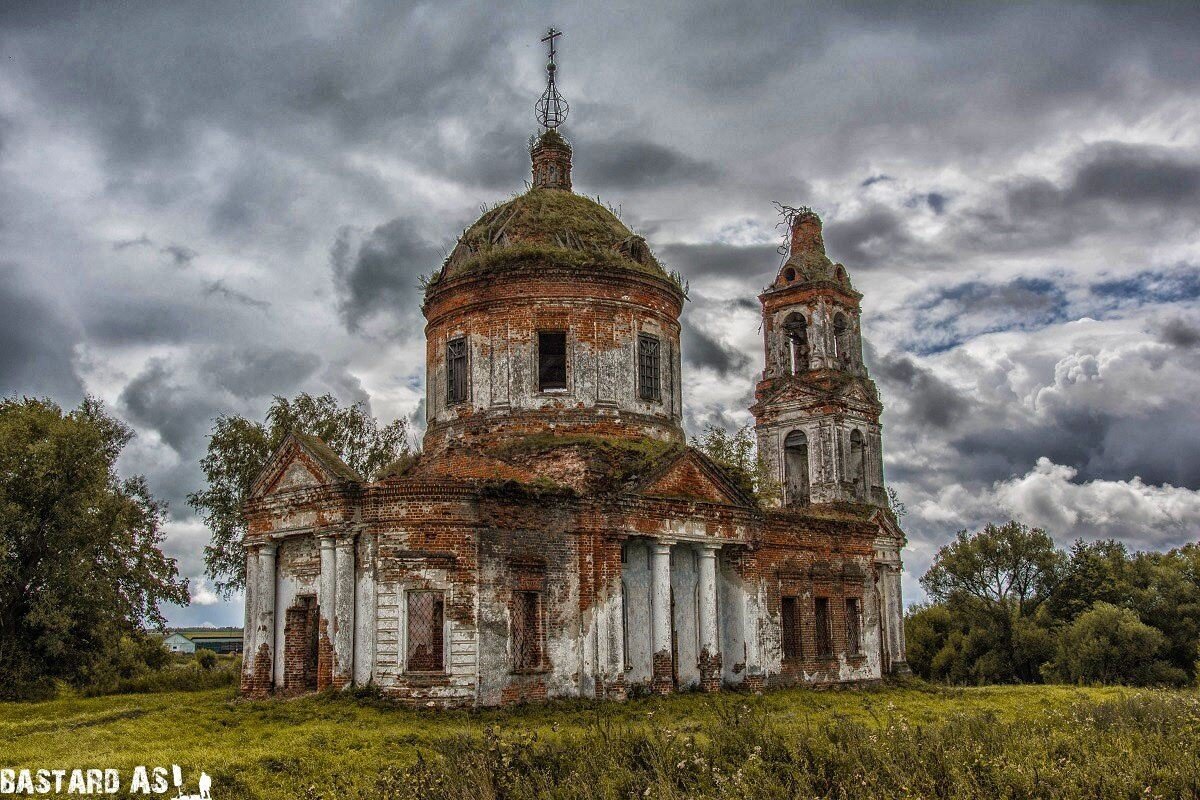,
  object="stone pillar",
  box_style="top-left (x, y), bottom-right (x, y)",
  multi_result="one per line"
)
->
top-left (697, 543), bottom-right (721, 692)
top-left (247, 542), bottom-right (277, 697)
top-left (317, 535), bottom-right (336, 690)
top-left (333, 534), bottom-right (356, 688)
top-left (887, 567), bottom-right (911, 675)
top-left (607, 568), bottom-right (628, 701)
top-left (239, 544), bottom-right (260, 694)
top-left (650, 540), bottom-right (674, 695)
